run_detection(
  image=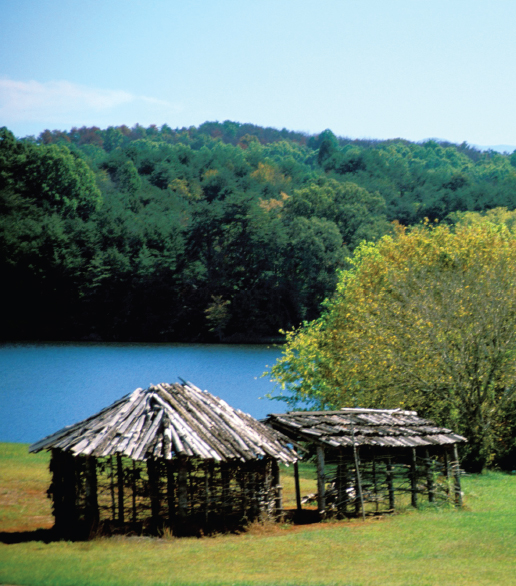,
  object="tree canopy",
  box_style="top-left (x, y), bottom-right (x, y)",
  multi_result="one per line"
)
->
top-left (3, 121), bottom-right (516, 343)
top-left (269, 216), bottom-right (516, 471)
